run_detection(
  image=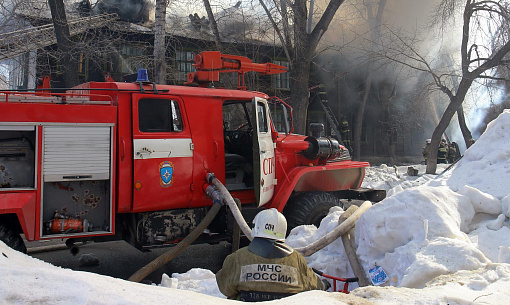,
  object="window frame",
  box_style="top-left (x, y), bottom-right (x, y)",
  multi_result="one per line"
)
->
top-left (273, 60), bottom-right (290, 89)
top-left (138, 98), bottom-right (184, 133)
